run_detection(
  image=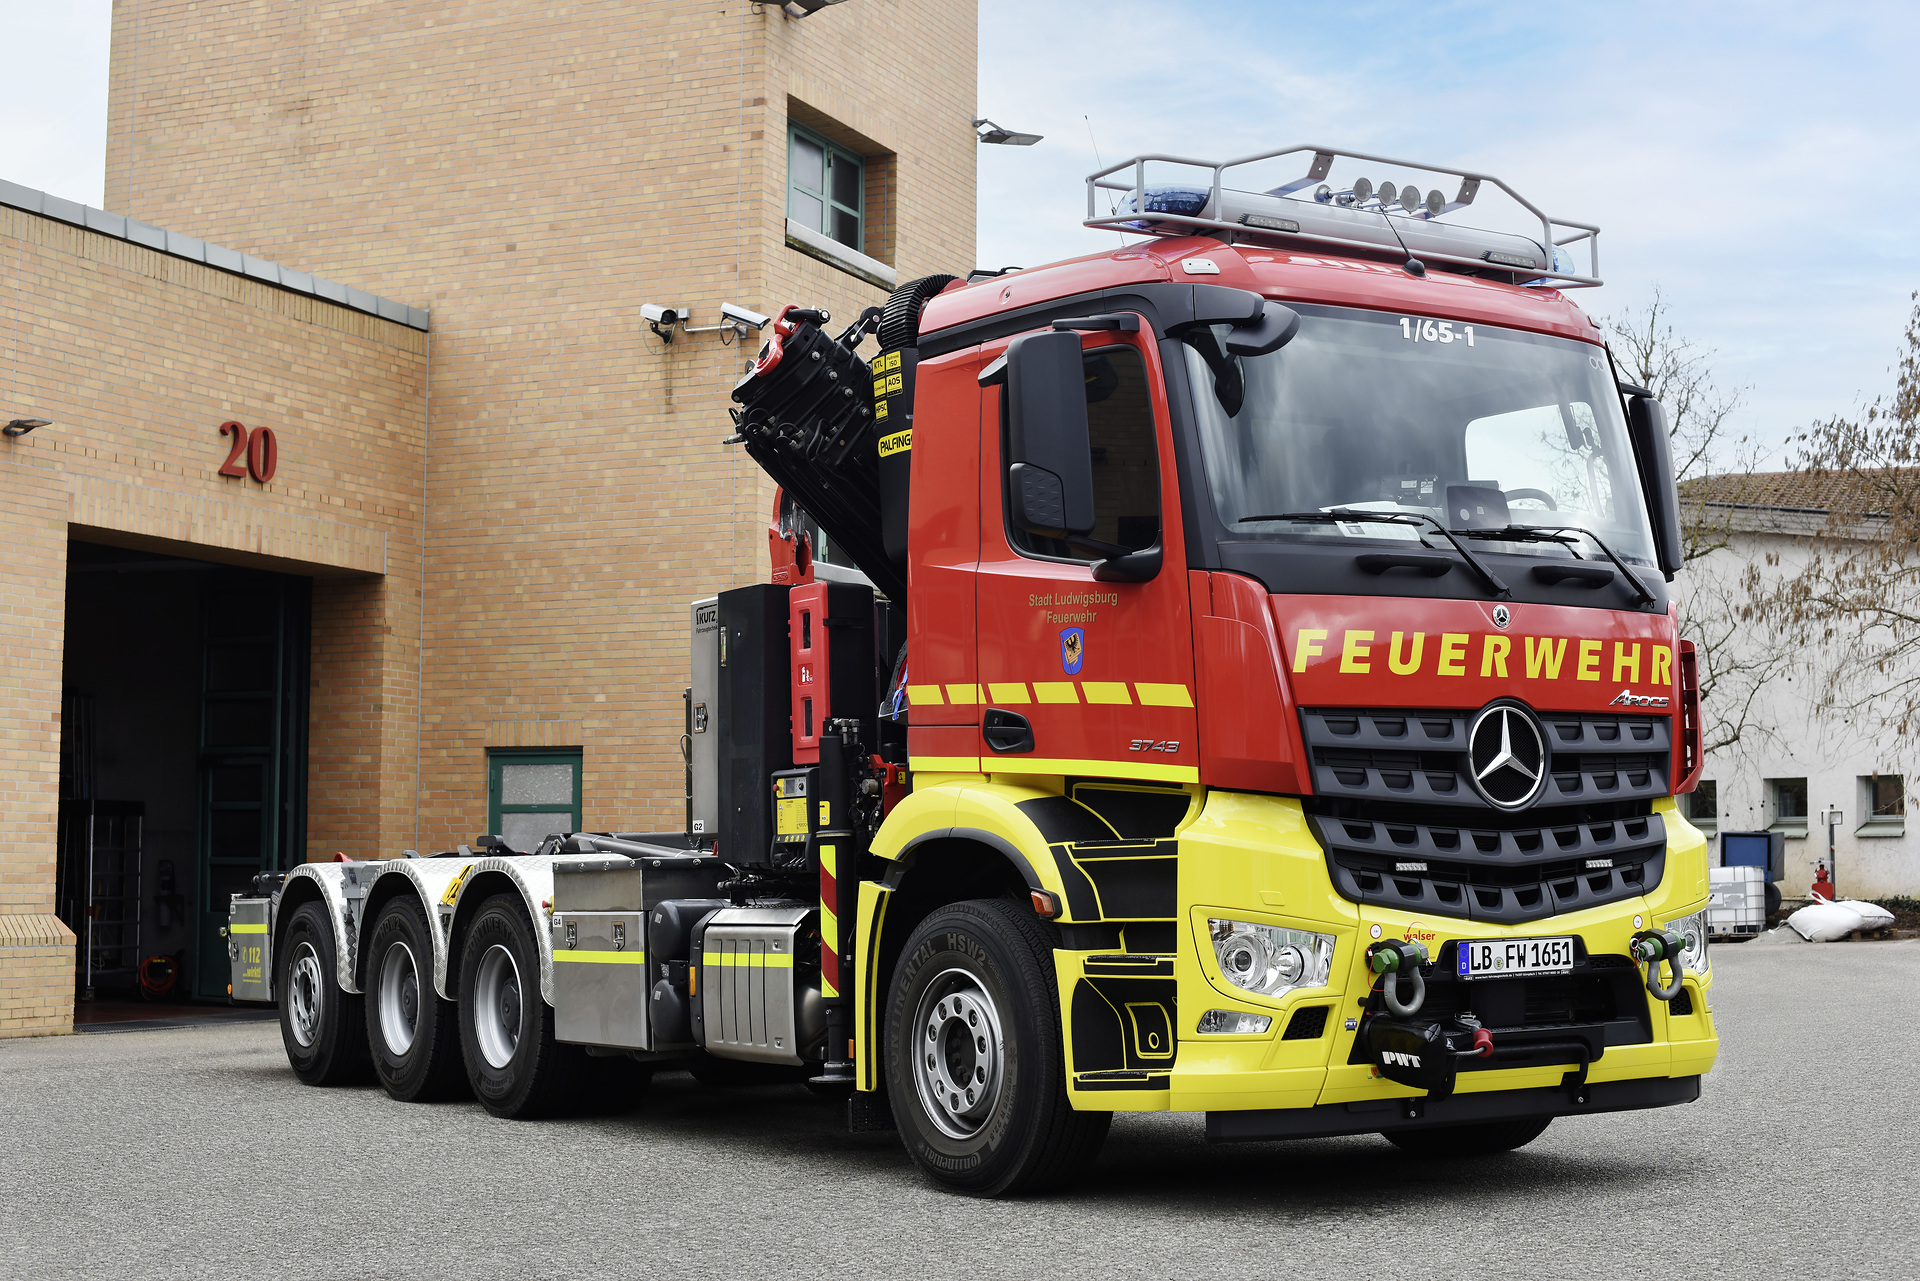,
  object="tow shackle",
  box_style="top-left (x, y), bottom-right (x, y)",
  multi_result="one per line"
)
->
top-left (1366, 938), bottom-right (1431, 1017)
top-left (1630, 928), bottom-right (1688, 1001)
